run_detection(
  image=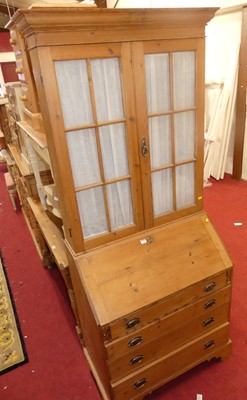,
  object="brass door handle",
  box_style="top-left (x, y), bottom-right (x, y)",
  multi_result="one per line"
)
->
top-left (141, 137), bottom-right (148, 157)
